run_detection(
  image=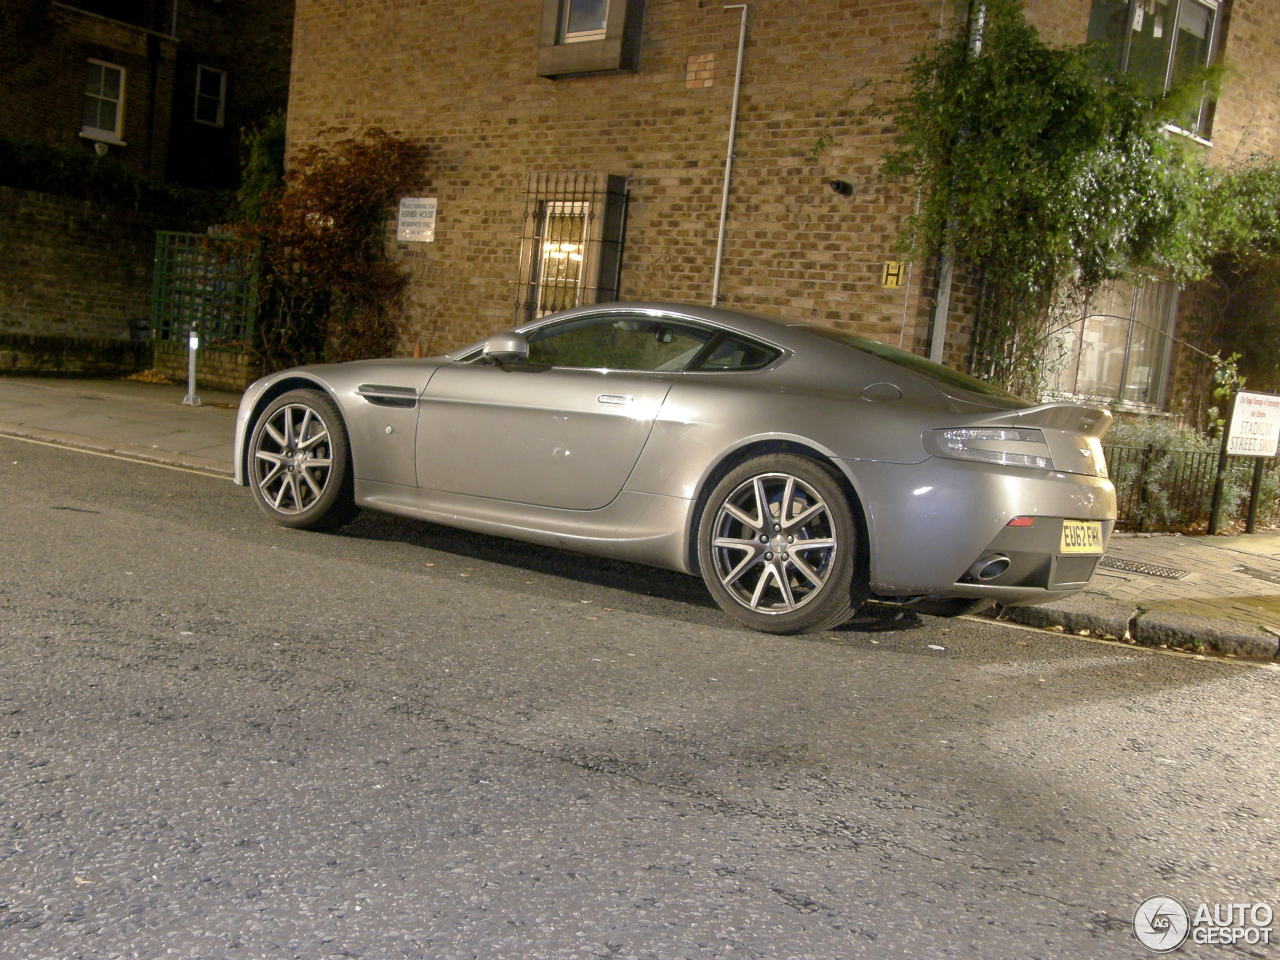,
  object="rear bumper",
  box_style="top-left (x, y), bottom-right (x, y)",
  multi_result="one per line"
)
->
top-left (838, 456), bottom-right (1115, 605)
